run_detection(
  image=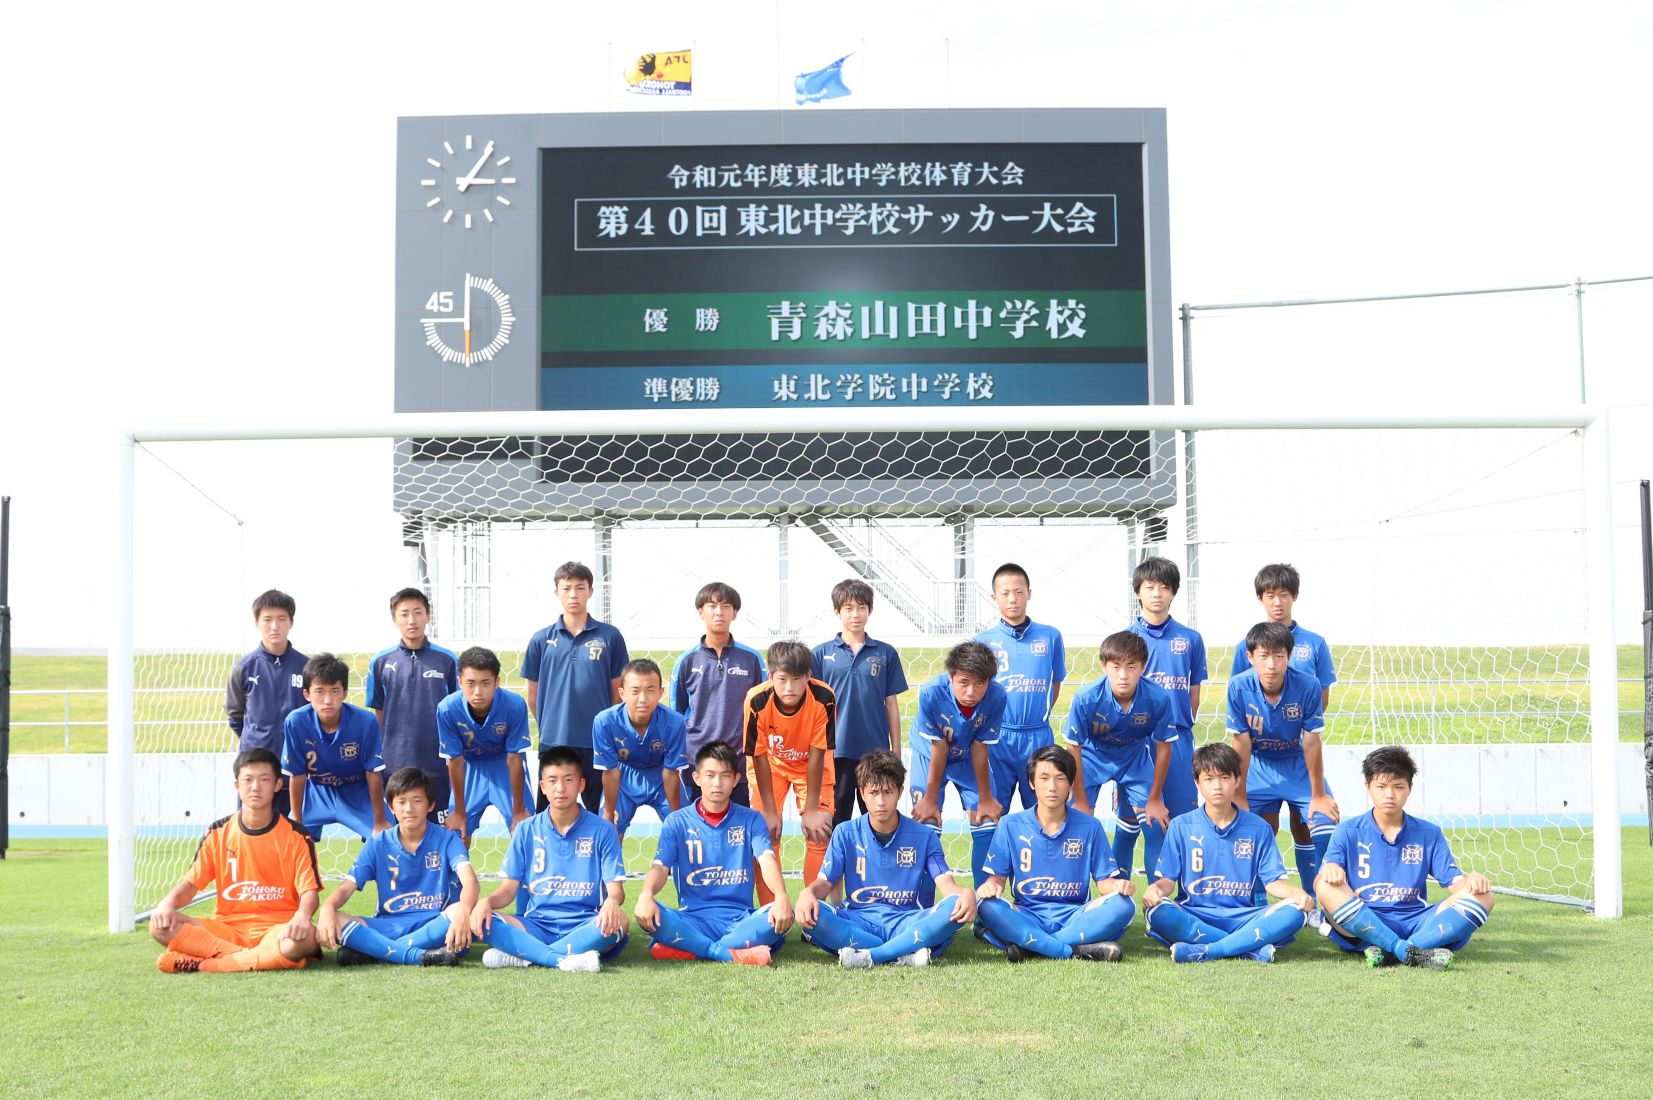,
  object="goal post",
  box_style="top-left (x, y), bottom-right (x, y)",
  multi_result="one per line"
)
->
top-left (107, 403), bottom-right (1624, 932)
